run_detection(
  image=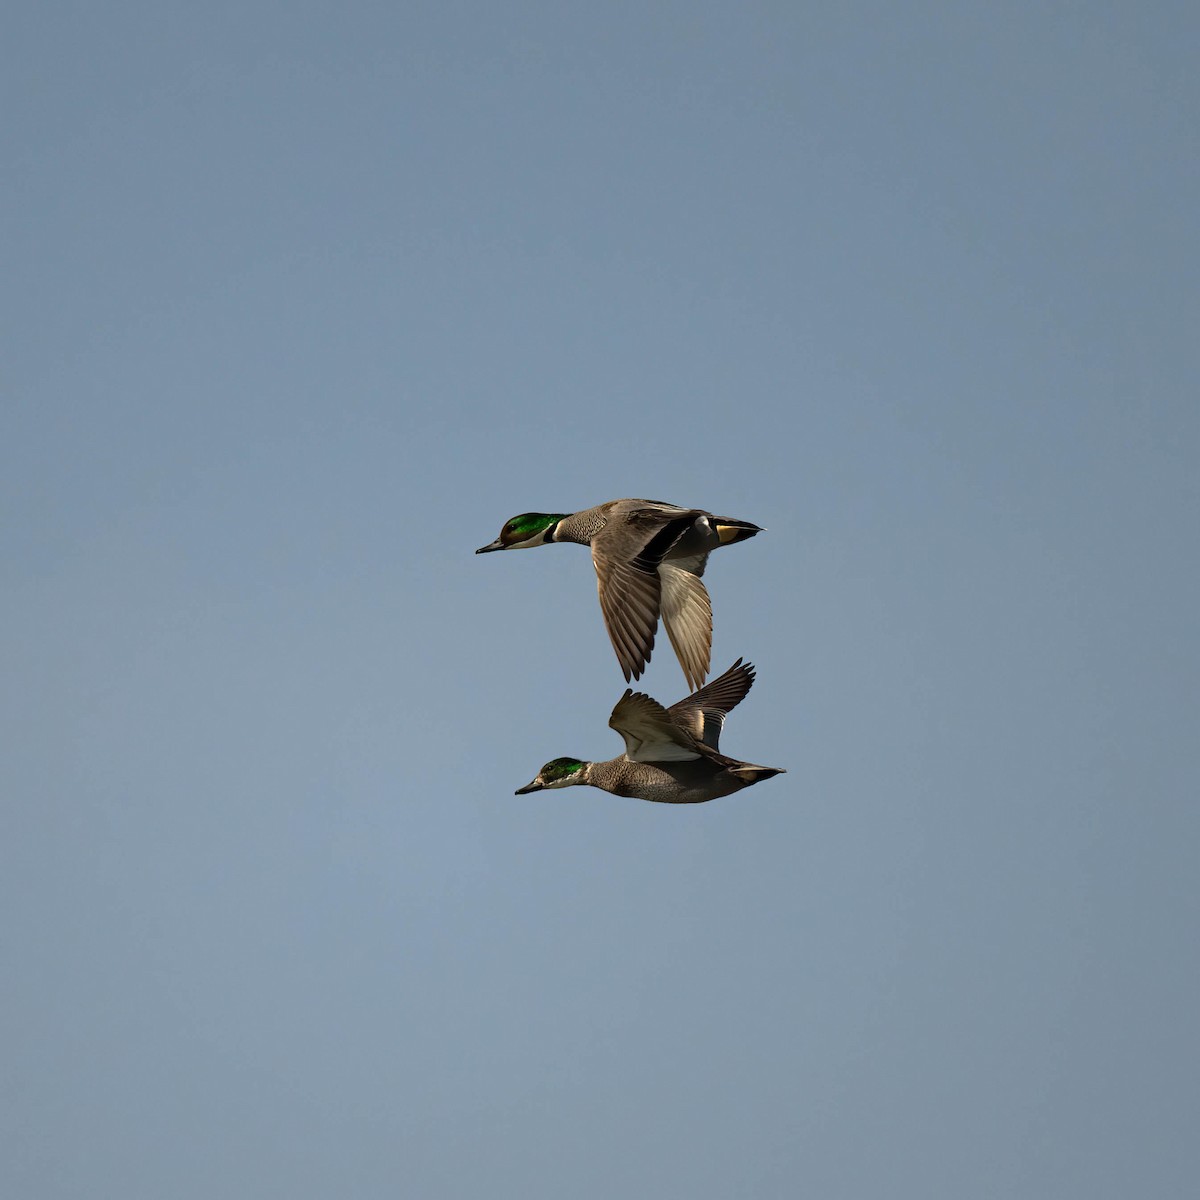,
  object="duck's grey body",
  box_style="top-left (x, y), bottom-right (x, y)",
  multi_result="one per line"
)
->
top-left (514, 659), bottom-right (785, 805)
top-left (555, 756), bottom-right (781, 805)
top-left (476, 499), bottom-right (762, 690)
